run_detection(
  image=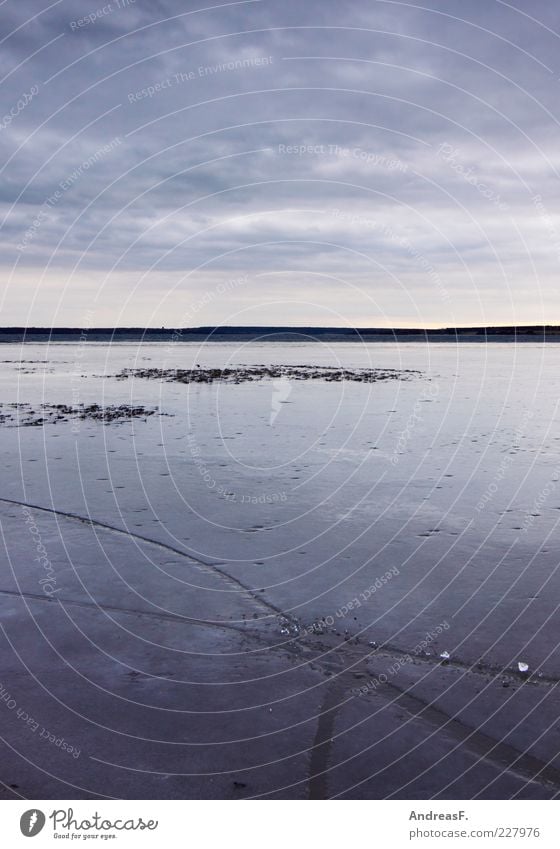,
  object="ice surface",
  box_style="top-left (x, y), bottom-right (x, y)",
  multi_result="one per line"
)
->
top-left (2, 340), bottom-right (560, 798)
